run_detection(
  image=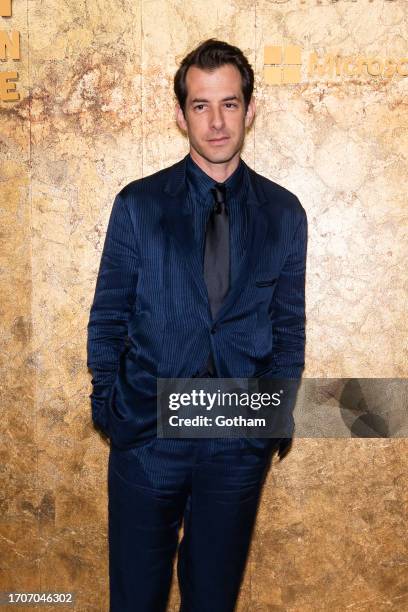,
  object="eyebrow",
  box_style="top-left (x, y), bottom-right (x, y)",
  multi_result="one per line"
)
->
top-left (190, 95), bottom-right (240, 104)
